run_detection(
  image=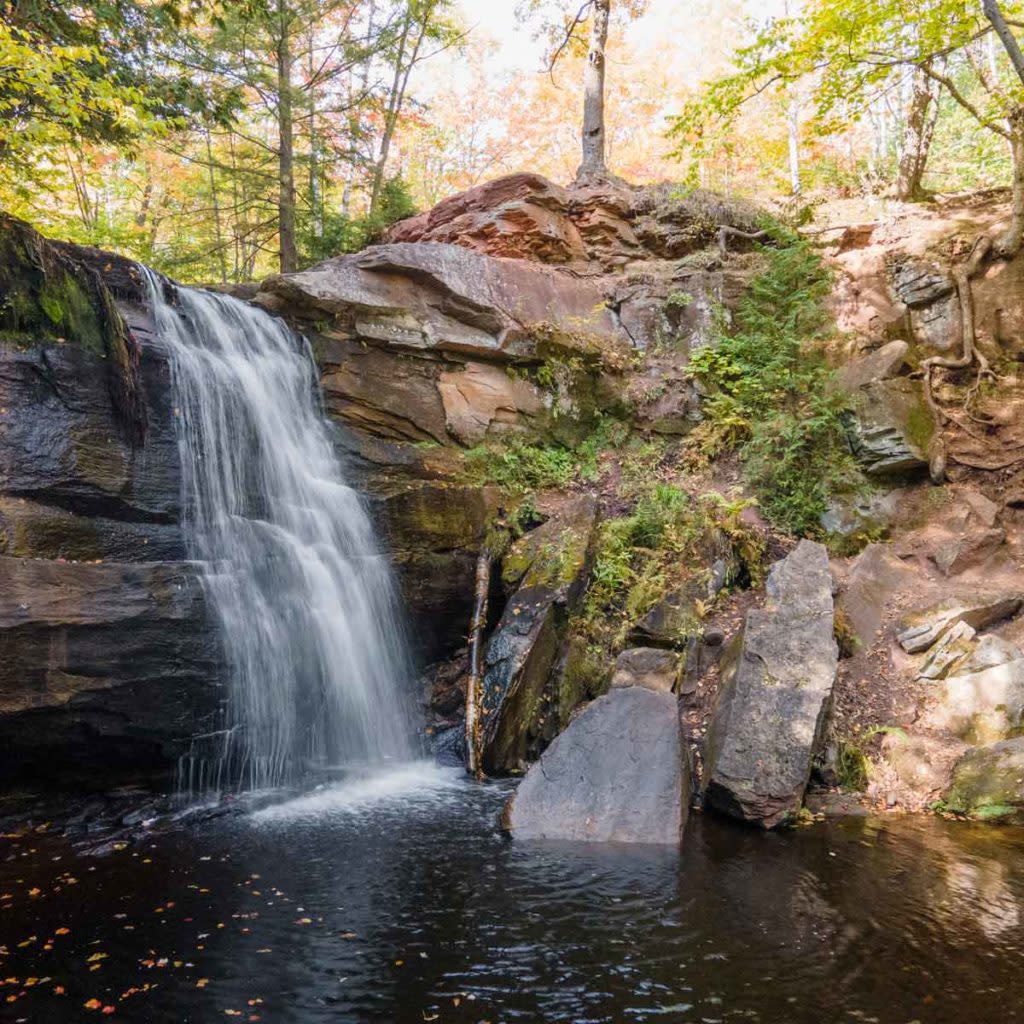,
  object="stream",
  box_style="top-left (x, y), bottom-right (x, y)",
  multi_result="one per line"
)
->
top-left (2, 768), bottom-right (1023, 1023)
